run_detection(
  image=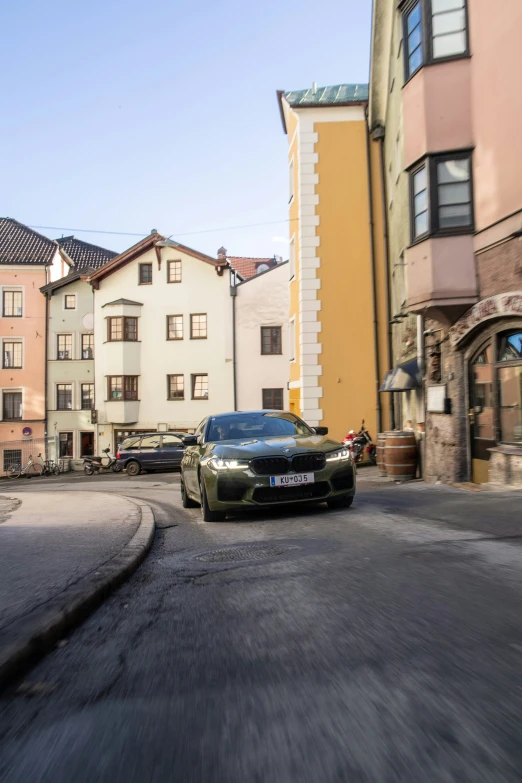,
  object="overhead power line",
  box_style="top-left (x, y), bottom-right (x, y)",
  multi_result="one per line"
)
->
top-left (29, 217), bottom-right (298, 240)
